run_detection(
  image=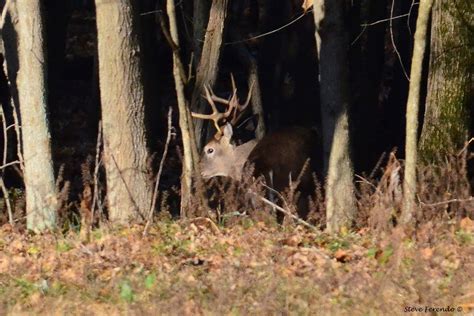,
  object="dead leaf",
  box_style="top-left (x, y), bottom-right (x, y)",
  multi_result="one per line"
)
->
top-left (420, 247), bottom-right (433, 260)
top-left (280, 235), bottom-right (302, 247)
top-left (334, 249), bottom-right (351, 262)
top-left (460, 217), bottom-right (474, 233)
top-left (29, 292), bottom-right (42, 306)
